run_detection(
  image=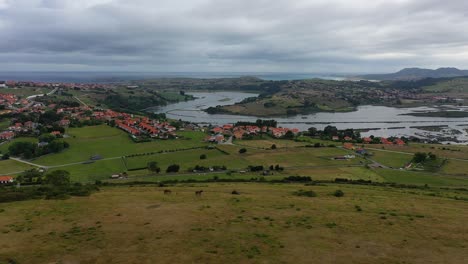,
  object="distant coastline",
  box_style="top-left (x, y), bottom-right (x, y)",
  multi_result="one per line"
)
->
top-left (0, 71), bottom-right (348, 83)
